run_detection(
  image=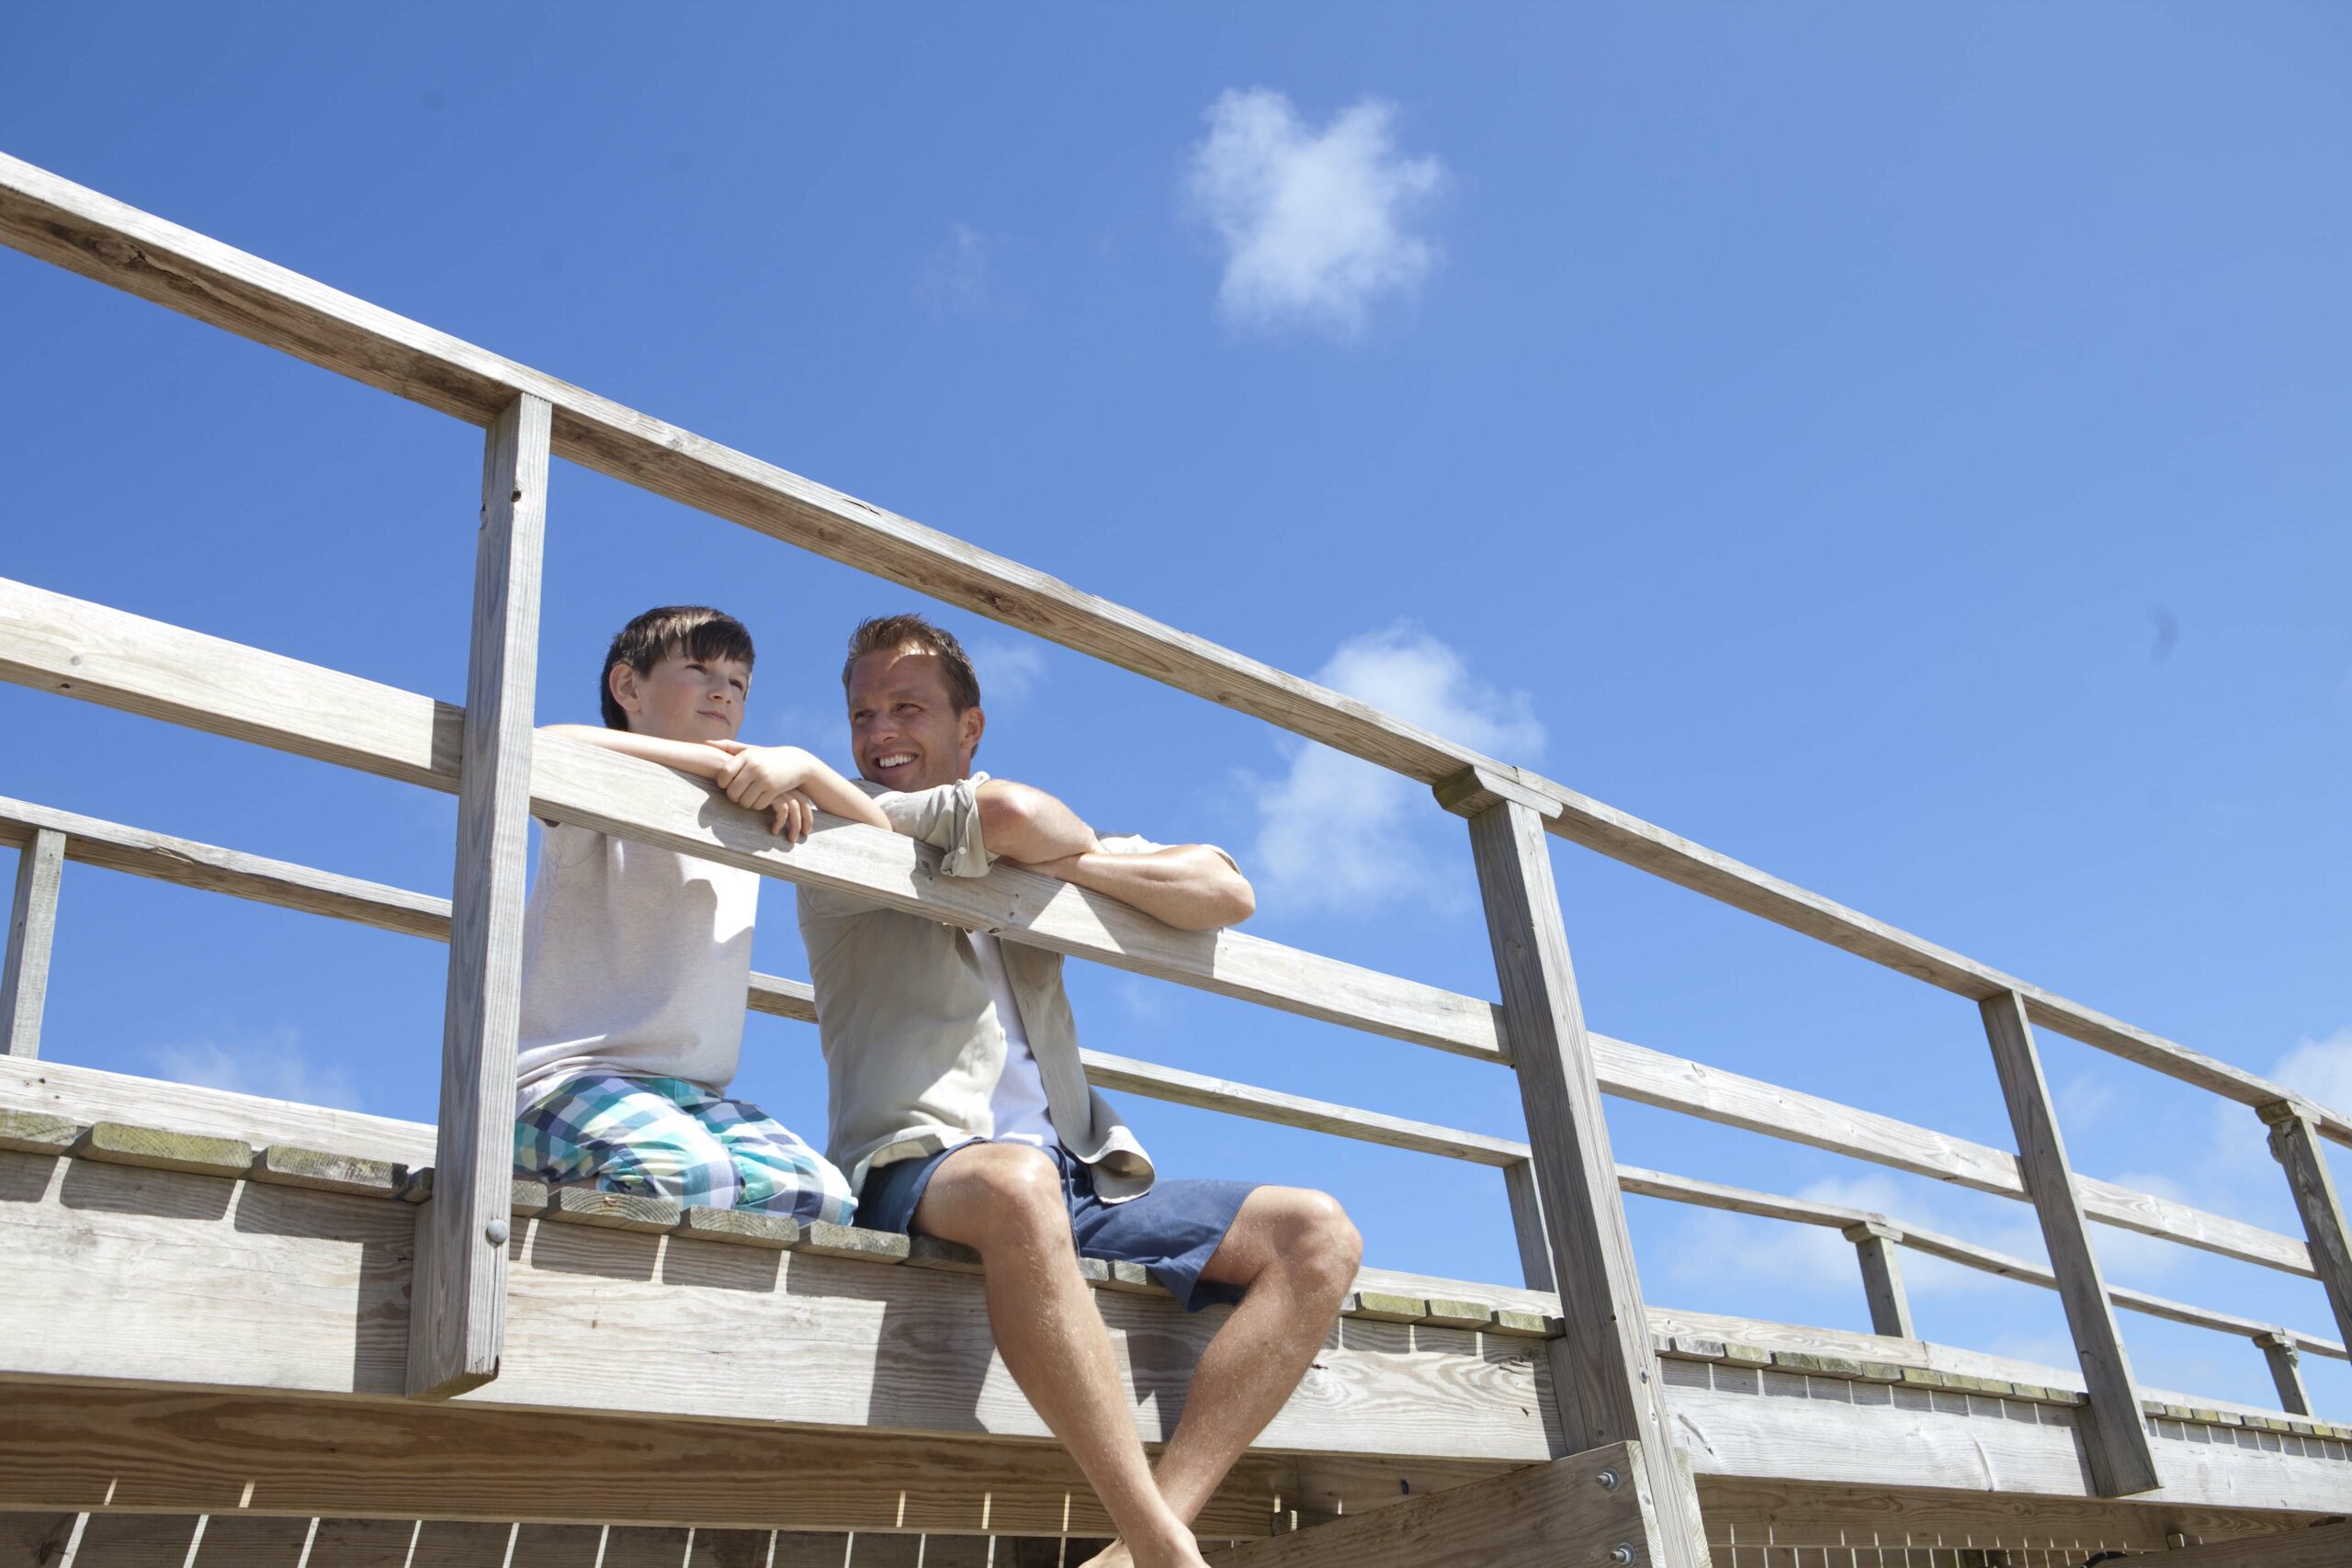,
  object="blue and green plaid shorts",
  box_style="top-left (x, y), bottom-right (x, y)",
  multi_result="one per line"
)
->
top-left (514, 1073), bottom-right (856, 1225)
